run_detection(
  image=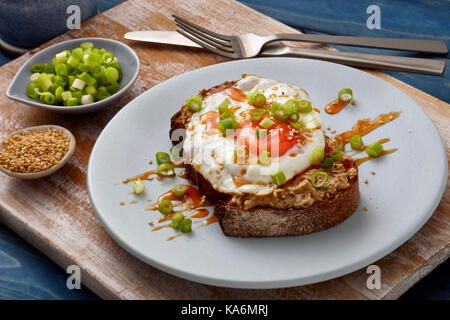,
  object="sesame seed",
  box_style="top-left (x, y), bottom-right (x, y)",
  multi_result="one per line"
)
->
top-left (331, 129), bottom-right (336, 134)
top-left (371, 171), bottom-right (376, 175)
top-left (364, 207), bottom-right (368, 211)
top-left (364, 179), bottom-right (368, 184)
top-left (0, 129), bottom-right (69, 173)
